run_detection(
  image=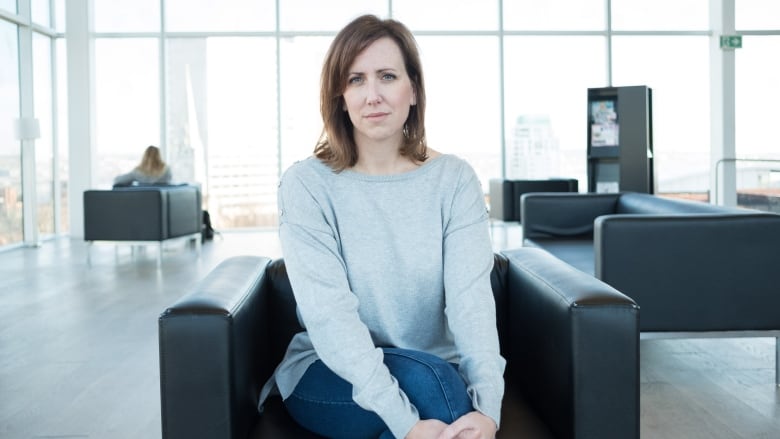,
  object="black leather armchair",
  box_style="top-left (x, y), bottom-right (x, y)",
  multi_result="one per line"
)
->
top-left (84, 185), bottom-right (202, 265)
top-left (521, 192), bottom-right (780, 384)
top-left (489, 179), bottom-right (579, 222)
top-left (158, 248), bottom-right (639, 439)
